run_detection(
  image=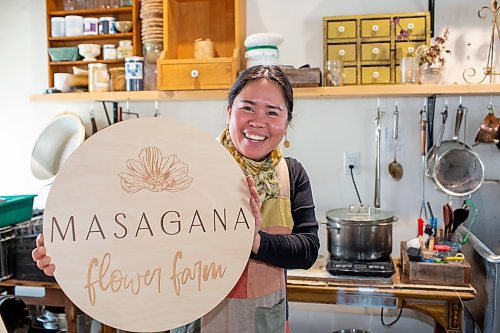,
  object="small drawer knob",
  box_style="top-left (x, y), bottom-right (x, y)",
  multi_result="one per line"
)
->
top-left (338, 26), bottom-right (345, 33)
top-left (372, 25), bottom-right (379, 32)
top-left (372, 47), bottom-right (380, 55)
top-left (191, 69), bottom-right (199, 78)
top-left (407, 22), bottom-right (415, 30)
top-left (373, 71), bottom-right (380, 78)
top-left (338, 49), bottom-right (346, 56)
top-left (408, 46), bottom-right (415, 53)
